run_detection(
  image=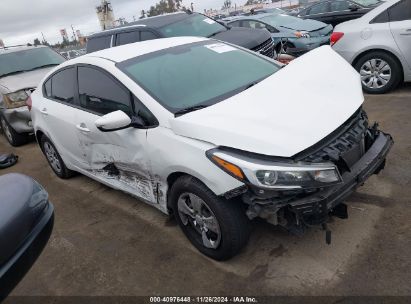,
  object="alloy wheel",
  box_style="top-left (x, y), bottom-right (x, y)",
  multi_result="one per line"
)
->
top-left (360, 59), bottom-right (391, 89)
top-left (43, 142), bottom-right (62, 174)
top-left (177, 192), bottom-right (221, 249)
